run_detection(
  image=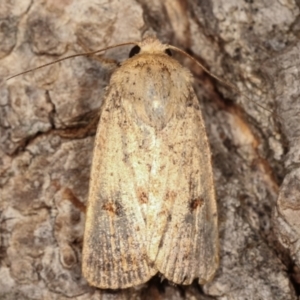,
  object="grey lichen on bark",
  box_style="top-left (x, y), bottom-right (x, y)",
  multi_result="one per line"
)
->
top-left (0, 0), bottom-right (299, 299)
